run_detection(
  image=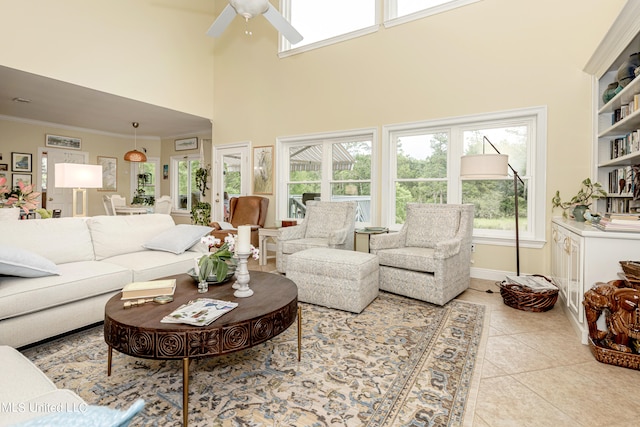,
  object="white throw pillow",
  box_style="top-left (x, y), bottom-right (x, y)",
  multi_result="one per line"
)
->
top-left (0, 244), bottom-right (60, 278)
top-left (142, 224), bottom-right (213, 255)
